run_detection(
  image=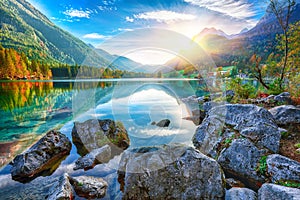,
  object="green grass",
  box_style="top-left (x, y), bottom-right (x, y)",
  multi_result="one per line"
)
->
top-left (257, 155), bottom-right (267, 175)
